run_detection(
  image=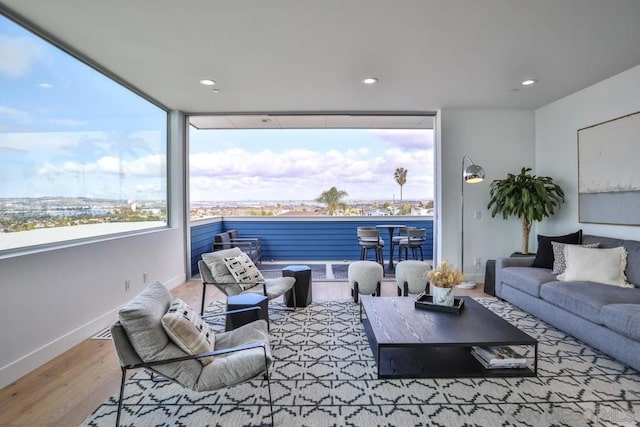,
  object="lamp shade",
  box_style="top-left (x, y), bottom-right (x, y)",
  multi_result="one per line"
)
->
top-left (464, 164), bottom-right (485, 183)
